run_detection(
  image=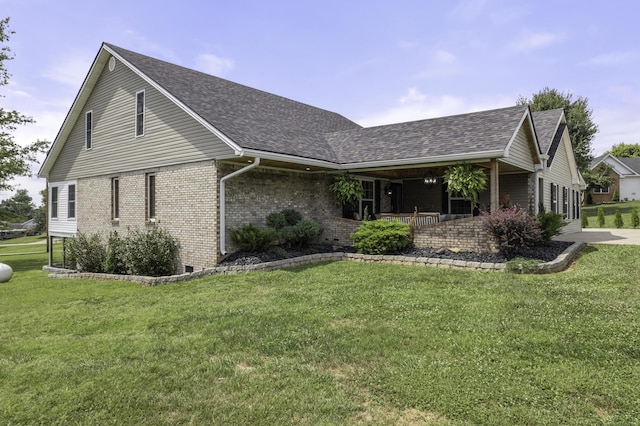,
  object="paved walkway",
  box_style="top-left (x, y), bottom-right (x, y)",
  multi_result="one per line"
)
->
top-left (554, 228), bottom-right (640, 245)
